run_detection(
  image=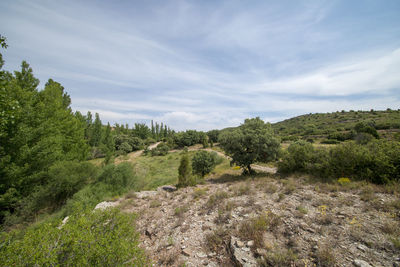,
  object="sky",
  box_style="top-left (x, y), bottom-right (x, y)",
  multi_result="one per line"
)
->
top-left (1, 0), bottom-right (400, 131)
